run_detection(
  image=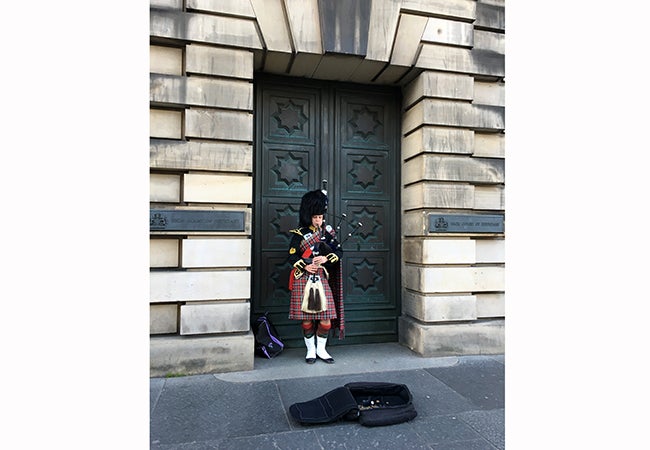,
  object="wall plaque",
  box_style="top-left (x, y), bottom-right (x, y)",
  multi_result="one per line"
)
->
top-left (429, 214), bottom-right (504, 233)
top-left (150, 209), bottom-right (245, 232)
